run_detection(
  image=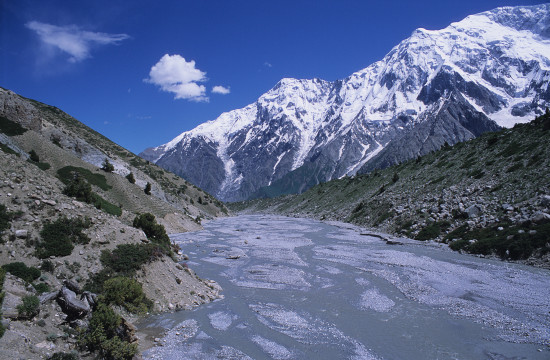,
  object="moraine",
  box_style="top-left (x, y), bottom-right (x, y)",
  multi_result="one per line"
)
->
top-left (139, 215), bottom-right (550, 359)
